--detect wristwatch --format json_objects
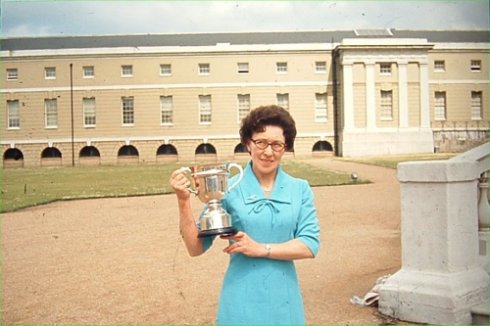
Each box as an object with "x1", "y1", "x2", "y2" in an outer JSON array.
[{"x1": 264, "y1": 244, "x2": 272, "y2": 257}]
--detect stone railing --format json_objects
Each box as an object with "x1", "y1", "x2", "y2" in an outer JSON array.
[{"x1": 378, "y1": 142, "x2": 489, "y2": 324}]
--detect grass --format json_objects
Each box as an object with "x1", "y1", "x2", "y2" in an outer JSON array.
[
  {"x1": 0, "y1": 160, "x2": 364, "y2": 213},
  {"x1": 342, "y1": 153, "x2": 457, "y2": 169},
  {"x1": 0, "y1": 153, "x2": 463, "y2": 213}
]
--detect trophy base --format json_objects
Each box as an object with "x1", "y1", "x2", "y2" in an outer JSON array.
[{"x1": 198, "y1": 226, "x2": 238, "y2": 238}]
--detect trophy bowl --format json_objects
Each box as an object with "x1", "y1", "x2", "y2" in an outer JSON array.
[{"x1": 183, "y1": 162, "x2": 243, "y2": 238}]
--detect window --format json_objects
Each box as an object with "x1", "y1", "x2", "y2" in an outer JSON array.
[
  {"x1": 380, "y1": 90, "x2": 393, "y2": 120},
  {"x1": 45, "y1": 99, "x2": 58, "y2": 128},
  {"x1": 315, "y1": 93, "x2": 328, "y2": 122},
  {"x1": 122, "y1": 97, "x2": 134, "y2": 125},
  {"x1": 315, "y1": 61, "x2": 327, "y2": 73},
  {"x1": 7, "y1": 68, "x2": 18, "y2": 80},
  {"x1": 276, "y1": 62, "x2": 288, "y2": 73},
  {"x1": 471, "y1": 91, "x2": 483, "y2": 120},
  {"x1": 276, "y1": 93, "x2": 289, "y2": 111},
  {"x1": 237, "y1": 94, "x2": 250, "y2": 121},
  {"x1": 160, "y1": 64, "x2": 172, "y2": 76},
  {"x1": 380, "y1": 63, "x2": 391, "y2": 75},
  {"x1": 237, "y1": 62, "x2": 249, "y2": 74},
  {"x1": 83, "y1": 97, "x2": 96, "y2": 127},
  {"x1": 434, "y1": 60, "x2": 445, "y2": 72},
  {"x1": 471, "y1": 60, "x2": 481, "y2": 72},
  {"x1": 83, "y1": 66, "x2": 94, "y2": 78},
  {"x1": 121, "y1": 65, "x2": 133, "y2": 77},
  {"x1": 45, "y1": 67, "x2": 56, "y2": 79},
  {"x1": 7, "y1": 100, "x2": 20, "y2": 128},
  {"x1": 434, "y1": 91, "x2": 446, "y2": 121},
  {"x1": 160, "y1": 96, "x2": 173, "y2": 125},
  {"x1": 199, "y1": 63, "x2": 210, "y2": 75},
  {"x1": 199, "y1": 95, "x2": 212, "y2": 123}
]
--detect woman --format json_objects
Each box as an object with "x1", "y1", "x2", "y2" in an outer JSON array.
[{"x1": 169, "y1": 105, "x2": 320, "y2": 325}]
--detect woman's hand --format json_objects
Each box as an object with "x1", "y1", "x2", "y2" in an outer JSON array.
[
  {"x1": 222, "y1": 231, "x2": 268, "y2": 258},
  {"x1": 169, "y1": 168, "x2": 192, "y2": 201}
]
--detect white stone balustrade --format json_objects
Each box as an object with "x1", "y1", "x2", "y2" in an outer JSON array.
[{"x1": 378, "y1": 142, "x2": 489, "y2": 324}]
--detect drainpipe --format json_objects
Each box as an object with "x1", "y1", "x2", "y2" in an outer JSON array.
[
  {"x1": 331, "y1": 48, "x2": 340, "y2": 156},
  {"x1": 70, "y1": 63, "x2": 75, "y2": 166}
]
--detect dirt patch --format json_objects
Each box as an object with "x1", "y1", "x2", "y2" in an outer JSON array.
[{"x1": 1, "y1": 158, "x2": 401, "y2": 324}]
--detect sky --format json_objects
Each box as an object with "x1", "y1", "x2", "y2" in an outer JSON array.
[{"x1": 1, "y1": 0, "x2": 489, "y2": 38}]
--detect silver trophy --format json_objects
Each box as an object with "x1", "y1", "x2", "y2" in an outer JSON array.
[{"x1": 183, "y1": 162, "x2": 244, "y2": 238}]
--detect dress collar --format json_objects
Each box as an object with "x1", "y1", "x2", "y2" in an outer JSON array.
[{"x1": 239, "y1": 161, "x2": 291, "y2": 205}]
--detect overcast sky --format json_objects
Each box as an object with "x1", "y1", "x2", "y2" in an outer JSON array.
[{"x1": 1, "y1": 0, "x2": 488, "y2": 38}]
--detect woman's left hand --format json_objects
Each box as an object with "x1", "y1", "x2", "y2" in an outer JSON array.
[{"x1": 221, "y1": 231, "x2": 267, "y2": 258}]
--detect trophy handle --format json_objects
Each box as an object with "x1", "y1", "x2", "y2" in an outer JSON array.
[
  {"x1": 181, "y1": 167, "x2": 198, "y2": 195},
  {"x1": 226, "y1": 163, "x2": 244, "y2": 192}
]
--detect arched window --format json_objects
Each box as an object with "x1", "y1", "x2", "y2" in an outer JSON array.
[
  {"x1": 312, "y1": 141, "x2": 333, "y2": 152},
  {"x1": 195, "y1": 143, "x2": 216, "y2": 154},
  {"x1": 118, "y1": 145, "x2": 139, "y2": 156},
  {"x1": 41, "y1": 147, "x2": 62, "y2": 158},
  {"x1": 4, "y1": 148, "x2": 24, "y2": 160},
  {"x1": 80, "y1": 146, "x2": 100, "y2": 157},
  {"x1": 157, "y1": 144, "x2": 178, "y2": 155},
  {"x1": 234, "y1": 143, "x2": 248, "y2": 153}
]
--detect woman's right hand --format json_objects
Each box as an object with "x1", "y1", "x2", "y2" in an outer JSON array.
[{"x1": 169, "y1": 168, "x2": 192, "y2": 200}]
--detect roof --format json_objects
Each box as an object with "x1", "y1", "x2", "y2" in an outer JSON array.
[{"x1": 1, "y1": 29, "x2": 488, "y2": 51}]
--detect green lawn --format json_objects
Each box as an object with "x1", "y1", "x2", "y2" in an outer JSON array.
[
  {"x1": 0, "y1": 160, "x2": 363, "y2": 213},
  {"x1": 0, "y1": 153, "x2": 462, "y2": 213},
  {"x1": 342, "y1": 153, "x2": 457, "y2": 169}
]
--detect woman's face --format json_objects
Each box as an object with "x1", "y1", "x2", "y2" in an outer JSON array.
[{"x1": 246, "y1": 125, "x2": 286, "y2": 178}]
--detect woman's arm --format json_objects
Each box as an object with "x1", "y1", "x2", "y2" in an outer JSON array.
[
  {"x1": 222, "y1": 232, "x2": 314, "y2": 260},
  {"x1": 169, "y1": 169, "x2": 205, "y2": 257}
]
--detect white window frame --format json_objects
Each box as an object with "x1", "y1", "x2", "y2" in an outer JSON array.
[
  {"x1": 7, "y1": 100, "x2": 20, "y2": 129},
  {"x1": 434, "y1": 60, "x2": 445, "y2": 72},
  {"x1": 45, "y1": 98, "x2": 58, "y2": 128},
  {"x1": 45, "y1": 67, "x2": 56, "y2": 80},
  {"x1": 315, "y1": 61, "x2": 327, "y2": 73},
  {"x1": 83, "y1": 97, "x2": 96, "y2": 127},
  {"x1": 380, "y1": 90, "x2": 393, "y2": 120},
  {"x1": 471, "y1": 91, "x2": 483, "y2": 120},
  {"x1": 198, "y1": 63, "x2": 210, "y2": 75},
  {"x1": 434, "y1": 91, "x2": 446, "y2": 121},
  {"x1": 160, "y1": 96, "x2": 173, "y2": 125},
  {"x1": 380, "y1": 63, "x2": 392, "y2": 75},
  {"x1": 471, "y1": 60, "x2": 481, "y2": 72},
  {"x1": 7, "y1": 68, "x2": 18, "y2": 80},
  {"x1": 237, "y1": 94, "x2": 250, "y2": 122},
  {"x1": 276, "y1": 62, "x2": 288, "y2": 74},
  {"x1": 199, "y1": 95, "x2": 212, "y2": 124},
  {"x1": 83, "y1": 66, "x2": 95, "y2": 78},
  {"x1": 237, "y1": 62, "x2": 249, "y2": 74},
  {"x1": 121, "y1": 65, "x2": 133, "y2": 77},
  {"x1": 122, "y1": 97, "x2": 135, "y2": 126},
  {"x1": 160, "y1": 64, "x2": 172, "y2": 76},
  {"x1": 276, "y1": 93, "x2": 289, "y2": 111},
  {"x1": 314, "y1": 93, "x2": 328, "y2": 122}
]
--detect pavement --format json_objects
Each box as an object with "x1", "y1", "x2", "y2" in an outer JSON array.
[{"x1": 1, "y1": 157, "x2": 402, "y2": 324}]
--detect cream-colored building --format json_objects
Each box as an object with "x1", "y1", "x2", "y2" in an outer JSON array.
[{"x1": 1, "y1": 30, "x2": 488, "y2": 167}]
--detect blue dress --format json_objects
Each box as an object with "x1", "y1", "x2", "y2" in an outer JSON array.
[{"x1": 201, "y1": 161, "x2": 320, "y2": 325}]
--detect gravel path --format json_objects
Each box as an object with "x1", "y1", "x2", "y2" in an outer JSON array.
[{"x1": 1, "y1": 158, "x2": 401, "y2": 324}]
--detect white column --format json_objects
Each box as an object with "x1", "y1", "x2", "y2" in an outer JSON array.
[
  {"x1": 419, "y1": 61, "x2": 430, "y2": 129},
  {"x1": 398, "y1": 61, "x2": 409, "y2": 128},
  {"x1": 365, "y1": 61, "x2": 376, "y2": 130},
  {"x1": 342, "y1": 62, "x2": 354, "y2": 131},
  {"x1": 379, "y1": 158, "x2": 488, "y2": 324}
]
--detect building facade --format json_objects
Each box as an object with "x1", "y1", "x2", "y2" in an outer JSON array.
[{"x1": 1, "y1": 30, "x2": 488, "y2": 167}]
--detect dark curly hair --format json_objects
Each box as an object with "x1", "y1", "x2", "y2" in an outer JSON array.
[{"x1": 239, "y1": 105, "x2": 296, "y2": 150}]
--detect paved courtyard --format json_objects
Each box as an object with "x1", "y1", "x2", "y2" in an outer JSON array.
[{"x1": 1, "y1": 158, "x2": 402, "y2": 324}]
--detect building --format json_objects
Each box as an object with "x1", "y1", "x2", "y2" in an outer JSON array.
[{"x1": 1, "y1": 29, "x2": 488, "y2": 167}]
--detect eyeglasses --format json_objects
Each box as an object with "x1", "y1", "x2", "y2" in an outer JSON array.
[{"x1": 250, "y1": 138, "x2": 286, "y2": 152}]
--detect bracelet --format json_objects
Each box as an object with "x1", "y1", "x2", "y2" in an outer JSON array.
[{"x1": 264, "y1": 244, "x2": 272, "y2": 257}]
